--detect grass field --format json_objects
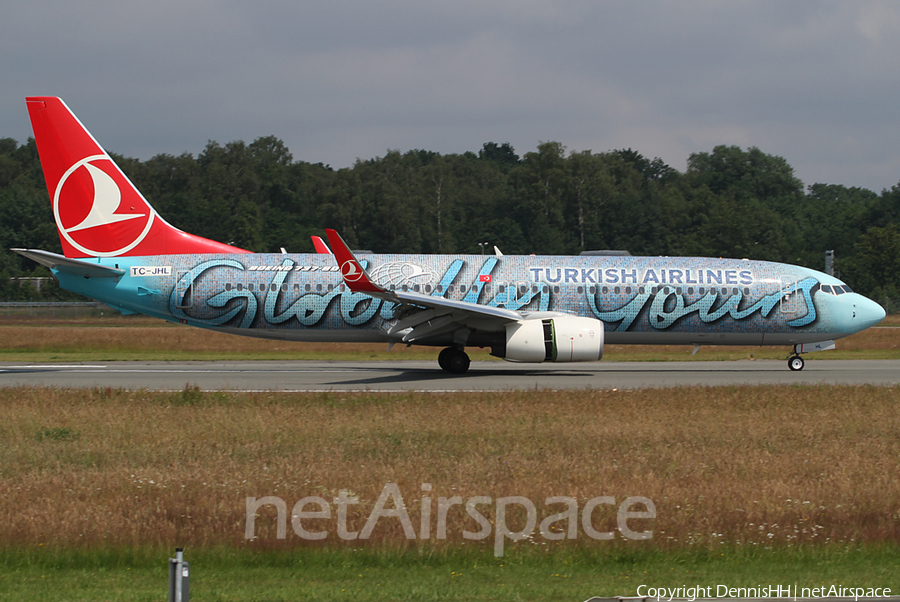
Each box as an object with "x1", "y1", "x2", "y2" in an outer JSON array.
[
  {"x1": 2, "y1": 546, "x2": 898, "y2": 601},
  {"x1": 0, "y1": 313, "x2": 898, "y2": 362},
  {"x1": 1, "y1": 385, "x2": 898, "y2": 599}
]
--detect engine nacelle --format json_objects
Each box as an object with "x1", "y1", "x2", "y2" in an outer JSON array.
[{"x1": 499, "y1": 316, "x2": 604, "y2": 363}]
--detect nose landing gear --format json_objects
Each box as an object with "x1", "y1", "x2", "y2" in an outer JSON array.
[{"x1": 788, "y1": 354, "x2": 805, "y2": 371}]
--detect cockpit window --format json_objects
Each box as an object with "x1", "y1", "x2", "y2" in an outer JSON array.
[{"x1": 820, "y1": 283, "x2": 853, "y2": 296}]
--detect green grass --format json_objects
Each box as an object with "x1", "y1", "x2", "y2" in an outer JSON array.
[{"x1": 1, "y1": 546, "x2": 898, "y2": 601}]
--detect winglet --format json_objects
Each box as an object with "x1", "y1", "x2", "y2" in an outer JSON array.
[
  {"x1": 324, "y1": 229, "x2": 384, "y2": 295},
  {"x1": 311, "y1": 235, "x2": 332, "y2": 254}
]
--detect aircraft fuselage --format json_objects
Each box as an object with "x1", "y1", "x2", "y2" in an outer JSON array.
[{"x1": 56, "y1": 252, "x2": 883, "y2": 349}]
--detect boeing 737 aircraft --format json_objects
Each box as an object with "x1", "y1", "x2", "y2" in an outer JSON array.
[{"x1": 12, "y1": 97, "x2": 886, "y2": 373}]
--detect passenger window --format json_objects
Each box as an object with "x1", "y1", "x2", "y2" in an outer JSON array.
[
  {"x1": 248, "y1": 283, "x2": 254, "y2": 292},
  {"x1": 577, "y1": 286, "x2": 584, "y2": 294},
  {"x1": 237, "y1": 283, "x2": 243, "y2": 291},
  {"x1": 225, "y1": 283, "x2": 232, "y2": 291},
  {"x1": 305, "y1": 284, "x2": 311, "y2": 292},
  {"x1": 293, "y1": 284, "x2": 299, "y2": 292},
  {"x1": 316, "y1": 284, "x2": 322, "y2": 292}
]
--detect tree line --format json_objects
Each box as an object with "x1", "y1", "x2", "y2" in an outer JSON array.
[{"x1": 1, "y1": 136, "x2": 898, "y2": 310}]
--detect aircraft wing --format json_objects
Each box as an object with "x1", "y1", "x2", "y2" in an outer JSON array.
[
  {"x1": 12, "y1": 248, "x2": 125, "y2": 279},
  {"x1": 324, "y1": 229, "x2": 521, "y2": 343}
]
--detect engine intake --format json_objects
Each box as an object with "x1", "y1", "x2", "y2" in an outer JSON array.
[{"x1": 497, "y1": 316, "x2": 604, "y2": 363}]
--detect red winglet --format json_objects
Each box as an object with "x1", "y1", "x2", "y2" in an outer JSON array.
[
  {"x1": 311, "y1": 235, "x2": 332, "y2": 254},
  {"x1": 324, "y1": 229, "x2": 384, "y2": 294}
]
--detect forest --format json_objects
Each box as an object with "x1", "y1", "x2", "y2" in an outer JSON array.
[{"x1": 1, "y1": 136, "x2": 898, "y2": 311}]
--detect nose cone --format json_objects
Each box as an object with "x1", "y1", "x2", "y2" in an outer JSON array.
[{"x1": 855, "y1": 295, "x2": 887, "y2": 331}]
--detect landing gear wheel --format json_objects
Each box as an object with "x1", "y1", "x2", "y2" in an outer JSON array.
[
  {"x1": 438, "y1": 347, "x2": 453, "y2": 371},
  {"x1": 788, "y1": 355, "x2": 805, "y2": 371},
  {"x1": 439, "y1": 347, "x2": 470, "y2": 374}
]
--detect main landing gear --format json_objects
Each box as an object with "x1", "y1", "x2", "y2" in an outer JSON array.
[
  {"x1": 787, "y1": 353, "x2": 805, "y2": 371},
  {"x1": 438, "y1": 347, "x2": 471, "y2": 374}
]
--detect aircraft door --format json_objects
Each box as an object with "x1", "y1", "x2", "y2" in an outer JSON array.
[
  {"x1": 501, "y1": 282, "x2": 530, "y2": 310},
  {"x1": 779, "y1": 277, "x2": 799, "y2": 315},
  {"x1": 175, "y1": 270, "x2": 194, "y2": 309}
]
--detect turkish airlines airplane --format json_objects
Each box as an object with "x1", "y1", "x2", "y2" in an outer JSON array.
[{"x1": 13, "y1": 97, "x2": 886, "y2": 374}]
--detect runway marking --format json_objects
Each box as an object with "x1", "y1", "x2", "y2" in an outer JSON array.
[
  {"x1": 146, "y1": 389, "x2": 498, "y2": 393},
  {"x1": 0, "y1": 364, "x2": 107, "y2": 370},
  {"x1": 0, "y1": 367, "x2": 356, "y2": 374}
]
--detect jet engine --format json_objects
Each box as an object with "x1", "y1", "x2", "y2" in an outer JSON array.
[{"x1": 495, "y1": 316, "x2": 604, "y2": 363}]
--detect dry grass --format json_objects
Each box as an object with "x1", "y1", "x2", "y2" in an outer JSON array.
[{"x1": 1, "y1": 386, "x2": 898, "y2": 554}]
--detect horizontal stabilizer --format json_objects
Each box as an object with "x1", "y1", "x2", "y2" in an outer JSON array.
[{"x1": 12, "y1": 248, "x2": 125, "y2": 278}]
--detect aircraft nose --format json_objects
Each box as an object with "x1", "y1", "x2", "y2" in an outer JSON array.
[{"x1": 854, "y1": 295, "x2": 886, "y2": 330}]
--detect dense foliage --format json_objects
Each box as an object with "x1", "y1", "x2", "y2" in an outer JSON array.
[{"x1": 1, "y1": 136, "x2": 898, "y2": 310}]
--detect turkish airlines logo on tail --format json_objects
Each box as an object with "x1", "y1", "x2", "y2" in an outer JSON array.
[{"x1": 54, "y1": 155, "x2": 155, "y2": 256}]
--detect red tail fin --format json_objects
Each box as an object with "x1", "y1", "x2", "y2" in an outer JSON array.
[{"x1": 26, "y1": 97, "x2": 248, "y2": 258}]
